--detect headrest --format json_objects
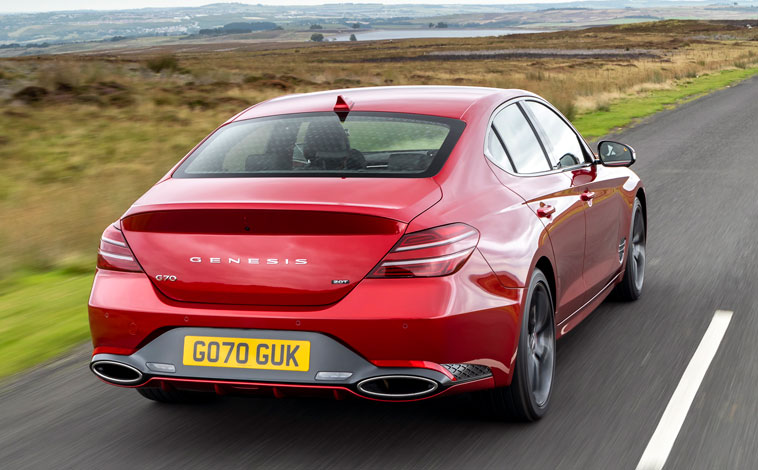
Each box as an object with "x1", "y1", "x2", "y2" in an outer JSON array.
[{"x1": 303, "y1": 120, "x2": 349, "y2": 160}]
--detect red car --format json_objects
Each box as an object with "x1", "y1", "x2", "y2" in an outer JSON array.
[{"x1": 89, "y1": 86, "x2": 645, "y2": 420}]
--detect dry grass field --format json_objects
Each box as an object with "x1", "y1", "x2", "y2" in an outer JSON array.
[{"x1": 1, "y1": 20, "x2": 758, "y2": 277}]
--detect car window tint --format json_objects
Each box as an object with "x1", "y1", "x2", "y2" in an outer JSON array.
[
  {"x1": 220, "y1": 121, "x2": 276, "y2": 172},
  {"x1": 485, "y1": 126, "x2": 514, "y2": 173},
  {"x1": 492, "y1": 105, "x2": 550, "y2": 174},
  {"x1": 525, "y1": 101, "x2": 586, "y2": 169},
  {"x1": 175, "y1": 112, "x2": 464, "y2": 178}
]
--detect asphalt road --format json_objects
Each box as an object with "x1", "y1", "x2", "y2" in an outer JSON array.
[{"x1": 2, "y1": 76, "x2": 758, "y2": 470}]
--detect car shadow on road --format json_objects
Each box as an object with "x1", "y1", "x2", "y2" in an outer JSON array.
[{"x1": 104, "y1": 389, "x2": 537, "y2": 466}]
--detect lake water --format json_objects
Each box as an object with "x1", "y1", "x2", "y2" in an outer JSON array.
[{"x1": 332, "y1": 29, "x2": 544, "y2": 42}]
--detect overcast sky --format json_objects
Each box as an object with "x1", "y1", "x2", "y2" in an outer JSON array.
[{"x1": 4, "y1": 0, "x2": 585, "y2": 14}]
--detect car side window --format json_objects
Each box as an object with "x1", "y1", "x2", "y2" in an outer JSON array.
[
  {"x1": 485, "y1": 126, "x2": 514, "y2": 173},
  {"x1": 492, "y1": 104, "x2": 551, "y2": 174},
  {"x1": 524, "y1": 101, "x2": 586, "y2": 169}
]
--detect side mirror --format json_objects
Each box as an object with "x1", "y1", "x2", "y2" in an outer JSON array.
[{"x1": 597, "y1": 141, "x2": 636, "y2": 167}]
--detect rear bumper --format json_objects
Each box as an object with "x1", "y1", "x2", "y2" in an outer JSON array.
[
  {"x1": 88, "y1": 250, "x2": 524, "y2": 391},
  {"x1": 90, "y1": 327, "x2": 496, "y2": 401}
]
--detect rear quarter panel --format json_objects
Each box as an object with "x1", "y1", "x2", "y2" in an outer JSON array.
[{"x1": 417, "y1": 94, "x2": 556, "y2": 290}]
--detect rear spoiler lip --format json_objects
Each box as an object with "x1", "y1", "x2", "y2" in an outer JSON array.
[
  {"x1": 123, "y1": 201, "x2": 413, "y2": 224},
  {"x1": 124, "y1": 177, "x2": 443, "y2": 223}
]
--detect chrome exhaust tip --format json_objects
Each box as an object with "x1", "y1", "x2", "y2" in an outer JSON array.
[
  {"x1": 357, "y1": 375, "x2": 438, "y2": 399},
  {"x1": 91, "y1": 360, "x2": 144, "y2": 385}
]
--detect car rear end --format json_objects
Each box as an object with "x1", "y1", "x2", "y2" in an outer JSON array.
[{"x1": 89, "y1": 105, "x2": 522, "y2": 401}]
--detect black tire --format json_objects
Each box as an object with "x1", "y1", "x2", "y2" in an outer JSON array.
[
  {"x1": 137, "y1": 387, "x2": 216, "y2": 404},
  {"x1": 613, "y1": 197, "x2": 645, "y2": 301},
  {"x1": 482, "y1": 268, "x2": 556, "y2": 421}
]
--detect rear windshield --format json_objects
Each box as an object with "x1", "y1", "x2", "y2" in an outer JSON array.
[{"x1": 173, "y1": 112, "x2": 465, "y2": 178}]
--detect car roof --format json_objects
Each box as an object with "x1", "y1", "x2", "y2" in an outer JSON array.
[{"x1": 232, "y1": 86, "x2": 533, "y2": 122}]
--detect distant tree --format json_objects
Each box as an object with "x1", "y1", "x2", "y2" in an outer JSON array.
[
  {"x1": 310, "y1": 33, "x2": 325, "y2": 42},
  {"x1": 349, "y1": 33, "x2": 357, "y2": 41},
  {"x1": 428, "y1": 22, "x2": 434, "y2": 28},
  {"x1": 310, "y1": 24, "x2": 323, "y2": 30},
  {"x1": 352, "y1": 23, "x2": 360, "y2": 29},
  {"x1": 199, "y1": 22, "x2": 278, "y2": 36},
  {"x1": 223, "y1": 22, "x2": 254, "y2": 32},
  {"x1": 437, "y1": 22, "x2": 448, "y2": 29}
]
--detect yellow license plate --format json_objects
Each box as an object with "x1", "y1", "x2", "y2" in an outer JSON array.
[{"x1": 182, "y1": 336, "x2": 310, "y2": 372}]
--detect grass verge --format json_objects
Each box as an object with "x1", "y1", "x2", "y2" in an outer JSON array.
[
  {"x1": 573, "y1": 66, "x2": 758, "y2": 139},
  {"x1": 0, "y1": 270, "x2": 93, "y2": 378}
]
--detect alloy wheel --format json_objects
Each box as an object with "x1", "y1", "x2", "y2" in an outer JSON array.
[
  {"x1": 526, "y1": 282, "x2": 554, "y2": 407},
  {"x1": 630, "y1": 208, "x2": 646, "y2": 293}
]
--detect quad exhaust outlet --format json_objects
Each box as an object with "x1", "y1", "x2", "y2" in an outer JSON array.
[
  {"x1": 357, "y1": 375, "x2": 438, "y2": 399},
  {"x1": 91, "y1": 360, "x2": 144, "y2": 385}
]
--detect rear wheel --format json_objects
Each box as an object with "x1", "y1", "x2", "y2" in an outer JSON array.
[
  {"x1": 137, "y1": 387, "x2": 216, "y2": 404},
  {"x1": 614, "y1": 197, "x2": 645, "y2": 301},
  {"x1": 482, "y1": 268, "x2": 555, "y2": 421}
]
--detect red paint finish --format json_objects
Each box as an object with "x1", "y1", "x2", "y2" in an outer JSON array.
[
  {"x1": 88, "y1": 86, "x2": 644, "y2": 399},
  {"x1": 572, "y1": 165, "x2": 634, "y2": 296},
  {"x1": 122, "y1": 209, "x2": 405, "y2": 306},
  {"x1": 485, "y1": 166, "x2": 589, "y2": 321},
  {"x1": 89, "y1": 252, "x2": 522, "y2": 386},
  {"x1": 127, "y1": 177, "x2": 443, "y2": 223}
]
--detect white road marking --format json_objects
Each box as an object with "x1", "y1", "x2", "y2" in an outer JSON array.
[{"x1": 635, "y1": 310, "x2": 733, "y2": 470}]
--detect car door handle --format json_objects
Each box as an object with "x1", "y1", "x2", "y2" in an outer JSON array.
[
  {"x1": 537, "y1": 205, "x2": 556, "y2": 218},
  {"x1": 580, "y1": 191, "x2": 596, "y2": 202}
]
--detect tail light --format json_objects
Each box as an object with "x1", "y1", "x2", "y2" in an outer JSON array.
[
  {"x1": 369, "y1": 223, "x2": 479, "y2": 278},
  {"x1": 96, "y1": 222, "x2": 143, "y2": 272}
]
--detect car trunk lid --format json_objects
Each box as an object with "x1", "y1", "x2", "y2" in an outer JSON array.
[{"x1": 121, "y1": 177, "x2": 441, "y2": 306}]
